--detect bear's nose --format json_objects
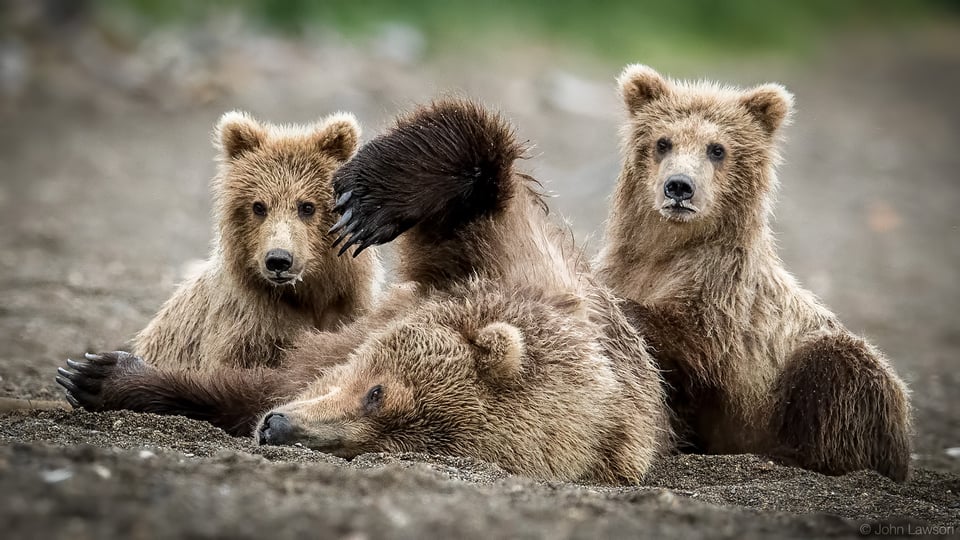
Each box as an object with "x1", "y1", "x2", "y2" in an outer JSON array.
[
  {"x1": 664, "y1": 174, "x2": 695, "y2": 202},
  {"x1": 258, "y1": 412, "x2": 294, "y2": 445},
  {"x1": 264, "y1": 249, "x2": 293, "y2": 272}
]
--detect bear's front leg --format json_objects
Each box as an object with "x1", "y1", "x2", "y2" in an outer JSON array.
[
  {"x1": 56, "y1": 352, "x2": 295, "y2": 436},
  {"x1": 618, "y1": 298, "x2": 721, "y2": 452},
  {"x1": 769, "y1": 333, "x2": 912, "y2": 481}
]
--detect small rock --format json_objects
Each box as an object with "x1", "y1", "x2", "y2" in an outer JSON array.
[
  {"x1": 945, "y1": 447, "x2": 960, "y2": 458},
  {"x1": 113, "y1": 420, "x2": 123, "y2": 429},
  {"x1": 41, "y1": 468, "x2": 73, "y2": 483},
  {"x1": 138, "y1": 450, "x2": 155, "y2": 459},
  {"x1": 656, "y1": 490, "x2": 677, "y2": 504},
  {"x1": 183, "y1": 453, "x2": 195, "y2": 458},
  {"x1": 92, "y1": 464, "x2": 111, "y2": 479}
]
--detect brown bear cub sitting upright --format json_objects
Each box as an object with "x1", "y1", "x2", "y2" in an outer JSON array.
[
  {"x1": 596, "y1": 65, "x2": 912, "y2": 481},
  {"x1": 127, "y1": 111, "x2": 381, "y2": 373},
  {"x1": 58, "y1": 100, "x2": 671, "y2": 484}
]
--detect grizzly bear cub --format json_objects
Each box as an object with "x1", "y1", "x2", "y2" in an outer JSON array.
[
  {"x1": 57, "y1": 99, "x2": 671, "y2": 484},
  {"x1": 131, "y1": 111, "x2": 381, "y2": 372},
  {"x1": 596, "y1": 65, "x2": 912, "y2": 481}
]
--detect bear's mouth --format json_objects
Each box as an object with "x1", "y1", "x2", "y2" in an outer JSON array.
[
  {"x1": 659, "y1": 201, "x2": 699, "y2": 221},
  {"x1": 264, "y1": 271, "x2": 302, "y2": 286},
  {"x1": 257, "y1": 415, "x2": 364, "y2": 458}
]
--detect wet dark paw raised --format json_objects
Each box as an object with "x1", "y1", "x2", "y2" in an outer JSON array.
[
  {"x1": 328, "y1": 100, "x2": 524, "y2": 258},
  {"x1": 329, "y1": 186, "x2": 412, "y2": 258},
  {"x1": 56, "y1": 351, "x2": 145, "y2": 411}
]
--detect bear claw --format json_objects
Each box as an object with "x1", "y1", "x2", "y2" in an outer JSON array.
[
  {"x1": 332, "y1": 168, "x2": 415, "y2": 256},
  {"x1": 54, "y1": 372, "x2": 78, "y2": 393},
  {"x1": 55, "y1": 351, "x2": 145, "y2": 411},
  {"x1": 66, "y1": 358, "x2": 103, "y2": 376},
  {"x1": 328, "y1": 208, "x2": 353, "y2": 235},
  {"x1": 333, "y1": 202, "x2": 402, "y2": 257},
  {"x1": 333, "y1": 190, "x2": 352, "y2": 213},
  {"x1": 55, "y1": 370, "x2": 101, "y2": 409},
  {"x1": 64, "y1": 393, "x2": 80, "y2": 408}
]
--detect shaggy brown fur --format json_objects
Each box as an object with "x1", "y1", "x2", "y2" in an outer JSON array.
[
  {"x1": 58, "y1": 99, "x2": 671, "y2": 484},
  {"x1": 133, "y1": 111, "x2": 382, "y2": 372},
  {"x1": 597, "y1": 65, "x2": 912, "y2": 481}
]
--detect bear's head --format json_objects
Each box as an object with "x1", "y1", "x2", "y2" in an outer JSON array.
[
  {"x1": 253, "y1": 290, "x2": 630, "y2": 481},
  {"x1": 256, "y1": 312, "x2": 527, "y2": 458},
  {"x1": 212, "y1": 111, "x2": 360, "y2": 287},
  {"x1": 617, "y1": 64, "x2": 793, "y2": 229}
]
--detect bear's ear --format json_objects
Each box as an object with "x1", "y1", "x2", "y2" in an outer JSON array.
[
  {"x1": 215, "y1": 110, "x2": 266, "y2": 160},
  {"x1": 740, "y1": 83, "x2": 794, "y2": 135},
  {"x1": 618, "y1": 64, "x2": 669, "y2": 113},
  {"x1": 473, "y1": 322, "x2": 524, "y2": 384},
  {"x1": 311, "y1": 112, "x2": 361, "y2": 162}
]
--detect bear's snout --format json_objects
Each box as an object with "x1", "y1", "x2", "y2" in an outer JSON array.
[
  {"x1": 664, "y1": 174, "x2": 695, "y2": 202},
  {"x1": 264, "y1": 249, "x2": 294, "y2": 273},
  {"x1": 258, "y1": 412, "x2": 294, "y2": 445}
]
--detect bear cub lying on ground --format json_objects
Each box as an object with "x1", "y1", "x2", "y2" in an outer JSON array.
[{"x1": 58, "y1": 100, "x2": 671, "y2": 484}]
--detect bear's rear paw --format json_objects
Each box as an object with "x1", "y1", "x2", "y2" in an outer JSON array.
[
  {"x1": 330, "y1": 188, "x2": 410, "y2": 257},
  {"x1": 56, "y1": 351, "x2": 145, "y2": 411}
]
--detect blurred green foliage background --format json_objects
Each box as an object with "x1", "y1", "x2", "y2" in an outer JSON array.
[{"x1": 97, "y1": 0, "x2": 958, "y2": 59}]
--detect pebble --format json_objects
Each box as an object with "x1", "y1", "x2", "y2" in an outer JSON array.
[
  {"x1": 92, "y1": 464, "x2": 111, "y2": 479},
  {"x1": 656, "y1": 490, "x2": 677, "y2": 505},
  {"x1": 138, "y1": 450, "x2": 156, "y2": 459},
  {"x1": 945, "y1": 447, "x2": 960, "y2": 458},
  {"x1": 41, "y1": 468, "x2": 73, "y2": 483}
]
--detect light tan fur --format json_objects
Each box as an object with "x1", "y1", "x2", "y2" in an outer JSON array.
[
  {"x1": 65, "y1": 101, "x2": 672, "y2": 484},
  {"x1": 261, "y1": 101, "x2": 672, "y2": 483},
  {"x1": 596, "y1": 65, "x2": 911, "y2": 480},
  {"x1": 134, "y1": 111, "x2": 382, "y2": 371}
]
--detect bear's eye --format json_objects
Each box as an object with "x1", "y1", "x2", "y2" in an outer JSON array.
[
  {"x1": 656, "y1": 137, "x2": 673, "y2": 155},
  {"x1": 707, "y1": 143, "x2": 726, "y2": 161},
  {"x1": 298, "y1": 202, "x2": 316, "y2": 218},
  {"x1": 252, "y1": 201, "x2": 267, "y2": 216},
  {"x1": 363, "y1": 385, "x2": 384, "y2": 413}
]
